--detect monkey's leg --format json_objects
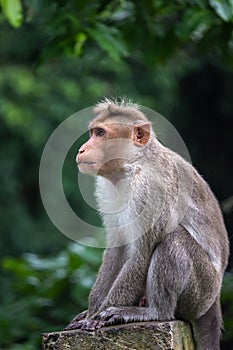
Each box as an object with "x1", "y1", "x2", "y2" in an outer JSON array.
[
  {"x1": 150, "y1": 227, "x2": 222, "y2": 350},
  {"x1": 81, "y1": 231, "x2": 191, "y2": 330},
  {"x1": 191, "y1": 297, "x2": 222, "y2": 350},
  {"x1": 167, "y1": 227, "x2": 222, "y2": 350},
  {"x1": 144, "y1": 228, "x2": 194, "y2": 320},
  {"x1": 89, "y1": 226, "x2": 214, "y2": 329}
]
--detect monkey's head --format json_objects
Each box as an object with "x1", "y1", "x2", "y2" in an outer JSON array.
[{"x1": 76, "y1": 99, "x2": 151, "y2": 179}]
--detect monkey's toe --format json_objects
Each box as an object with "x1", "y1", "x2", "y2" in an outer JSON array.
[
  {"x1": 96, "y1": 307, "x2": 117, "y2": 319},
  {"x1": 80, "y1": 319, "x2": 105, "y2": 331},
  {"x1": 65, "y1": 319, "x2": 86, "y2": 330},
  {"x1": 95, "y1": 307, "x2": 125, "y2": 325}
]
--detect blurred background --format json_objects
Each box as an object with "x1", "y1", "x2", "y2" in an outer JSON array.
[{"x1": 0, "y1": 1, "x2": 232, "y2": 349}]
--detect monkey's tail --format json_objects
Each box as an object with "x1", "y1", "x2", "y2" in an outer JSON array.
[{"x1": 191, "y1": 298, "x2": 222, "y2": 350}]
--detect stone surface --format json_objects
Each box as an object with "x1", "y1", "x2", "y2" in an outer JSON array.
[{"x1": 42, "y1": 321, "x2": 195, "y2": 350}]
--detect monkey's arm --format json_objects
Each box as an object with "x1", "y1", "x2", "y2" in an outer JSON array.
[
  {"x1": 65, "y1": 246, "x2": 127, "y2": 330},
  {"x1": 88, "y1": 246, "x2": 128, "y2": 316},
  {"x1": 97, "y1": 255, "x2": 148, "y2": 311},
  {"x1": 70, "y1": 256, "x2": 150, "y2": 331},
  {"x1": 65, "y1": 255, "x2": 148, "y2": 330}
]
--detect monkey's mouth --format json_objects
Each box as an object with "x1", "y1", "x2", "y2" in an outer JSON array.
[{"x1": 78, "y1": 161, "x2": 98, "y2": 175}]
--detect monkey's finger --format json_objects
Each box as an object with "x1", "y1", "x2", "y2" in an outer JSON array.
[
  {"x1": 81, "y1": 320, "x2": 101, "y2": 331},
  {"x1": 64, "y1": 324, "x2": 79, "y2": 330},
  {"x1": 95, "y1": 308, "x2": 117, "y2": 321},
  {"x1": 64, "y1": 320, "x2": 85, "y2": 330},
  {"x1": 95, "y1": 312, "x2": 109, "y2": 321},
  {"x1": 71, "y1": 310, "x2": 88, "y2": 323},
  {"x1": 98, "y1": 315, "x2": 124, "y2": 327},
  {"x1": 95, "y1": 321, "x2": 106, "y2": 329},
  {"x1": 64, "y1": 310, "x2": 89, "y2": 330}
]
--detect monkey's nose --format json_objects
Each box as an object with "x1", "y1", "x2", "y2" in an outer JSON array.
[{"x1": 76, "y1": 148, "x2": 85, "y2": 164}]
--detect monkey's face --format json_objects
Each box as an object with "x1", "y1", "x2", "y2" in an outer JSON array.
[{"x1": 76, "y1": 120, "x2": 151, "y2": 178}]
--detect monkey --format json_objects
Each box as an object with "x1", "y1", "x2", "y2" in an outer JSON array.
[{"x1": 65, "y1": 98, "x2": 229, "y2": 350}]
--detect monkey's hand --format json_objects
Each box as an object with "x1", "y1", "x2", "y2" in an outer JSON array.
[
  {"x1": 65, "y1": 307, "x2": 149, "y2": 331},
  {"x1": 65, "y1": 307, "x2": 130, "y2": 331},
  {"x1": 95, "y1": 307, "x2": 132, "y2": 326},
  {"x1": 64, "y1": 310, "x2": 88, "y2": 330},
  {"x1": 93, "y1": 306, "x2": 153, "y2": 328}
]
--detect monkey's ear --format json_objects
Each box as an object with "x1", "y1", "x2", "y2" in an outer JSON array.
[{"x1": 132, "y1": 122, "x2": 151, "y2": 146}]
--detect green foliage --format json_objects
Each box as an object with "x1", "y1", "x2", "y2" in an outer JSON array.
[
  {"x1": 0, "y1": 243, "x2": 102, "y2": 349},
  {"x1": 0, "y1": 0, "x2": 23, "y2": 27},
  {"x1": 209, "y1": 0, "x2": 233, "y2": 22},
  {"x1": 0, "y1": 60, "x2": 117, "y2": 258},
  {"x1": 0, "y1": 1, "x2": 232, "y2": 349},
  {"x1": 175, "y1": 8, "x2": 214, "y2": 40},
  {"x1": 1, "y1": 0, "x2": 233, "y2": 63},
  {"x1": 87, "y1": 23, "x2": 129, "y2": 61}
]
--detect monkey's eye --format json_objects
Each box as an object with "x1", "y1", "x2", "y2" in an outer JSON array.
[{"x1": 94, "y1": 128, "x2": 105, "y2": 137}]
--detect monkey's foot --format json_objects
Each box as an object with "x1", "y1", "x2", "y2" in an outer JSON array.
[
  {"x1": 95, "y1": 306, "x2": 138, "y2": 326},
  {"x1": 65, "y1": 318, "x2": 105, "y2": 331},
  {"x1": 65, "y1": 307, "x2": 149, "y2": 331},
  {"x1": 64, "y1": 310, "x2": 88, "y2": 330},
  {"x1": 65, "y1": 308, "x2": 127, "y2": 331}
]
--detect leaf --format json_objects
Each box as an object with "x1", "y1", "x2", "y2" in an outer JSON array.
[
  {"x1": 74, "y1": 32, "x2": 87, "y2": 56},
  {"x1": 0, "y1": 0, "x2": 23, "y2": 27},
  {"x1": 176, "y1": 9, "x2": 213, "y2": 40},
  {"x1": 209, "y1": 0, "x2": 233, "y2": 22},
  {"x1": 87, "y1": 23, "x2": 129, "y2": 61}
]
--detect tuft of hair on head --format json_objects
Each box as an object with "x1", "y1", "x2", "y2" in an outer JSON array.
[
  {"x1": 95, "y1": 96, "x2": 139, "y2": 111},
  {"x1": 93, "y1": 97, "x2": 149, "y2": 124}
]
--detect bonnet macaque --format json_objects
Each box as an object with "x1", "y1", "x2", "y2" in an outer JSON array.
[{"x1": 65, "y1": 99, "x2": 229, "y2": 350}]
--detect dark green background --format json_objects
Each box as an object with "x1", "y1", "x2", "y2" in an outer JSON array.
[{"x1": 0, "y1": 1, "x2": 232, "y2": 349}]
